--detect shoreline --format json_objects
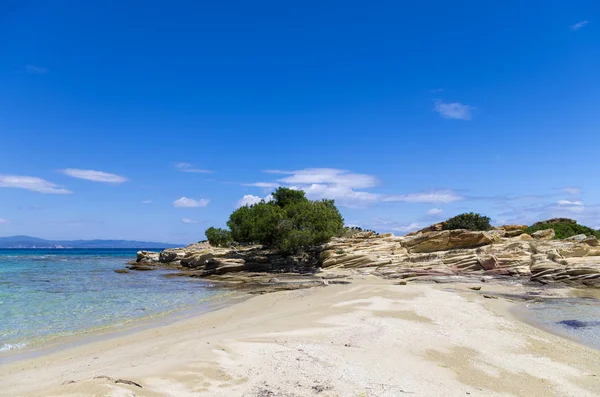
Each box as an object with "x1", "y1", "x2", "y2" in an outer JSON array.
[
  {"x1": 2, "y1": 277, "x2": 600, "y2": 396},
  {"x1": 0, "y1": 289, "x2": 248, "y2": 365}
]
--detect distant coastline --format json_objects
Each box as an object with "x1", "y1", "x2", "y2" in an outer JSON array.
[{"x1": 0, "y1": 235, "x2": 183, "y2": 249}]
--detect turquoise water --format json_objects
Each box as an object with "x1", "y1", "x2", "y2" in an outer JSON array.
[{"x1": 0, "y1": 249, "x2": 226, "y2": 353}]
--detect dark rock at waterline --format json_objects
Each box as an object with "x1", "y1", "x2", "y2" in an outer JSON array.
[
  {"x1": 114, "y1": 269, "x2": 130, "y2": 274},
  {"x1": 558, "y1": 320, "x2": 600, "y2": 329},
  {"x1": 126, "y1": 265, "x2": 155, "y2": 271}
]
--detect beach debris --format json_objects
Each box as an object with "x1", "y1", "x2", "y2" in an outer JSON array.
[
  {"x1": 483, "y1": 295, "x2": 498, "y2": 299},
  {"x1": 61, "y1": 380, "x2": 76, "y2": 385},
  {"x1": 94, "y1": 375, "x2": 143, "y2": 388},
  {"x1": 469, "y1": 286, "x2": 482, "y2": 291}
]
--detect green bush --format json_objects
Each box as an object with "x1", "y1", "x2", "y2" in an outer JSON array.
[
  {"x1": 525, "y1": 219, "x2": 600, "y2": 239},
  {"x1": 442, "y1": 212, "x2": 492, "y2": 231},
  {"x1": 205, "y1": 227, "x2": 233, "y2": 247},
  {"x1": 211, "y1": 187, "x2": 345, "y2": 253}
]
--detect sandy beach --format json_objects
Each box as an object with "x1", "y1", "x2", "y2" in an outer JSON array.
[{"x1": 1, "y1": 277, "x2": 600, "y2": 397}]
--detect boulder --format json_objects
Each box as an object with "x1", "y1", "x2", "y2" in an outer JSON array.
[
  {"x1": 532, "y1": 229, "x2": 555, "y2": 240},
  {"x1": 496, "y1": 224, "x2": 527, "y2": 237},
  {"x1": 403, "y1": 230, "x2": 494, "y2": 253},
  {"x1": 159, "y1": 249, "x2": 187, "y2": 263},
  {"x1": 136, "y1": 250, "x2": 159, "y2": 263},
  {"x1": 565, "y1": 234, "x2": 588, "y2": 243},
  {"x1": 180, "y1": 250, "x2": 215, "y2": 268}
]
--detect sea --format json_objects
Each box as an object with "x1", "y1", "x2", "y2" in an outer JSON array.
[
  {"x1": 0, "y1": 249, "x2": 228, "y2": 354},
  {"x1": 520, "y1": 289, "x2": 600, "y2": 351}
]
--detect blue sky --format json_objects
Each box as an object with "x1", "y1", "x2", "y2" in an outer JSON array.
[{"x1": 1, "y1": 1, "x2": 598, "y2": 244}]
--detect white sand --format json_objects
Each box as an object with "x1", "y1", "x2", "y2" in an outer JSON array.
[{"x1": 1, "y1": 277, "x2": 600, "y2": 396}]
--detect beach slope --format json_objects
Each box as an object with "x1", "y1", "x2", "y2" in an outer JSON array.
[{"x1": 1, "y1": 279, "x2": 599, "y2": 397}]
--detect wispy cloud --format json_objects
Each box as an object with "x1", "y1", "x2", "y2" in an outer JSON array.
[
  {"x1": 181, "y1": 218, "x2": 199, "y2": 224},
  {"x1": 434, "y1": 100, "x2": 474, "y2": 120},
  {"x1": 173, "y1": 197, "x2": 210, "y2": 208},
  {"x1": 562, "y1": 187, "x2": 582, "y2": 195},
  {"x1": 25, "y1": 65, "x2": 48, "y2": 75},
  {"x1": 0, "y1": 218, "x2": 9, "y2": 224},
  {"x1": 369, "y1": 218, "x2": 421, "y2": 234},
  {"x1": 571, "y1": 20, "x2": 589, "y2": 31},
  {"x1": 0, "y1": 175, "x2": 72, "y2": 194},
  {"x1": 141, "y1": 200, "x2": 152, "y2": 204},
  {"x1": 272, "y1": 168, "x2": 378, "y2": 189},
  {"x1": 382, "y1": 190, "x2": 463, "y2": 204},
  {"x1": 242, "y1": 182, "x2": 280, "y2": 189},
  {"x1": 248, "y1": 168, "x2": 466, "y2": 208},
  {"x1": 427, "y1": 208, "x2": 444, "y2": 215},
  {"x1": 60, "y1": 169, "x2": 128, "y2": 183},
  {"x1": 175, "y1": 163, "x2": 212, "y2": 174},
  {"x1": 558, "y1": 199, "x2": 583, "y2": 206}
]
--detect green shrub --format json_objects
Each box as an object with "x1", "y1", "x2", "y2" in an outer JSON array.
[
  {"x1": 205, "y1": 227, "x2": 233, "y2": 247},
  {"x1": 525, "y1": 219, "x2": 600, "y2": 239},
  {"x1": 211, "y1": 187, "x2": 345, "y2": 253},
  {"x1": 442, "y1": 212, "x2": 492, "y2": 231}
]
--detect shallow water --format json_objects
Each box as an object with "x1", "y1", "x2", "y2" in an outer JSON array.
[
  {"x1": 524, "y1": 295, "x2": 600, "y2": 350},
  {"x1": 0, "y1": 249, "x2": 226, "y2": 353}
]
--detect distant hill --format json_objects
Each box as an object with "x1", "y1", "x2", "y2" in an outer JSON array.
[{"x1": 0, "y1": 235, "x2": 182, "y2": 249}]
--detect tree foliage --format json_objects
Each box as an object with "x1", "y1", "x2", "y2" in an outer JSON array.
[
  {"x1": 205, "y1": 227, "x2": 233, "y2": 247},
  {"x1": 442, "y1": 212, "x2": 492, "y2": 231},
  {"x1": 207, "y1": 187, "x2": 345, "y2": 253},
  {"x1": 525, "y1": 219, "x2": 600, "y2": 239}
]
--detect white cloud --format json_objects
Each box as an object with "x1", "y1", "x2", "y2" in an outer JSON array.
[
  {"x1": 558, "y1": 199, "x2": 584, "y2": 206},
  {"x1": 181, "y1": 218, "x2": 199, "y2": 224},
  {"x1": 249, "y1": 169, "x2": 466, "y2": 208},
  {"x1": 25, "y1": 65, "x2": 48, "y2": 75},
  {"x1": 382, "y1": 190, "x2": 462, "y2": 204},
  {"x1": 258, "y1": 168, "x2": 380, "y2": 208},
  {"x1": 141, "y1": 200, "x2": 152, "y2": 204},
  {"x1": 175, "y1": 163, "x2": 212, "y2": 173},
  {"x1": 173, "y1": 197, "x2": 210, "y2": 208},
  {"x1": 237, "y1": 194, "x2": 273, "y2": 208},
  {"x1": 272, "y1": 168, "x2": 378, "y2": 189},
  {"x1": 0, "y1": 175, "x2": 72, "y2": 194},
  {"x1": 434, "y1": 100, "x2": 474, "y2": 120},
  {"x1": 562, "y1": 187, "x2": 582, "y2": 195},
  {"x1": 242, "y1": 182, "x2": 280, "y2": 189},
  {"x1": 427, "y1": 208, "x2": 444, "y2": 215},
  {"x1": 0, "y1": 218, "x2": 8, "y2": 224},
  {"x1": 60, "y1": 169, "x2": 127, "y2": 183},
  {"x1": 571, "y1": 20, "x2": 589, "y2": 31}
]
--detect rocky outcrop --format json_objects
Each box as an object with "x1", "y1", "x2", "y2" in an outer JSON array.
[
  {"x1": 532, "y1": 229, "x2": 555, "y2": 240},
  {"x1": 319, "y1": 229, "x2": 600, "y2": 287},
  {"x1": 402, "y1": 230, "x2": 495, "y2": 253},
  {"x1": 136, "y1": 250, "x2": 159, "y2": 263},
  {"x1": 129, "y1": 228, "x2": 600, "y2": 289}
]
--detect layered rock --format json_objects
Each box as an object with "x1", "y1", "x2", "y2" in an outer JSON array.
[{"x1": 130, "y1": 228, "x2": 600, "y2": 288}]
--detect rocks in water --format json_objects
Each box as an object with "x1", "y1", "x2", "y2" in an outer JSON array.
[
  {"x1": 126, "y1": 264, "x2": 155, "y2": 271},
  {"x1": 558, "y1": 320, "x2": 600, "y2": 329},
  {"x1": 136, "y1": 250, "x2": 159, "y2": 263},
  {"x1": 114, "y1": 269, "x2": 130, "y2": 274},
  {"x1": 532, "y1": 229, "x2": 555, "y2": 240}
]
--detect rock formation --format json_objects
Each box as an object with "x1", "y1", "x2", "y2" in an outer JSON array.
[{"x1": 132, "y1": 228, "x2": 600, "y2": 288}]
